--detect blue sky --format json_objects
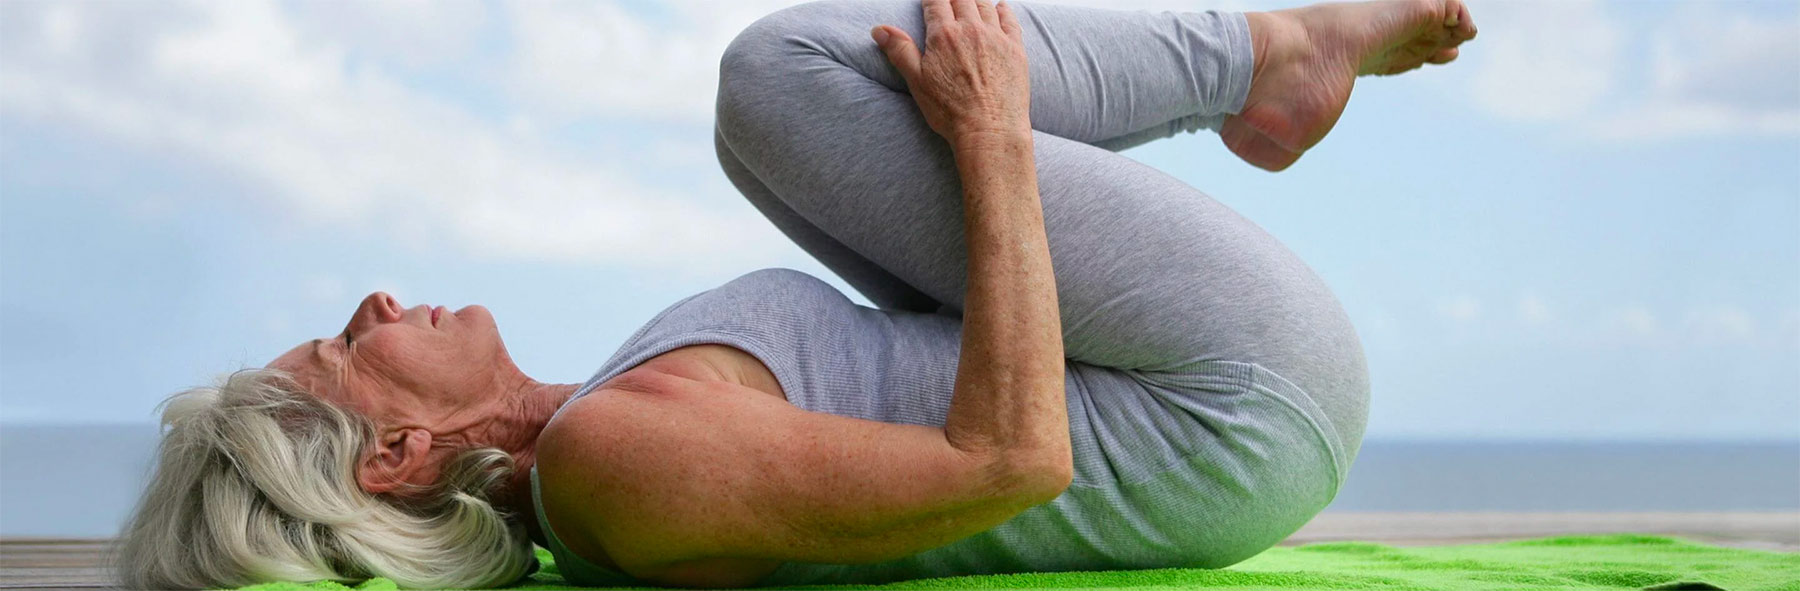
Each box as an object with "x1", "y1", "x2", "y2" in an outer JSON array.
[{"x1": 1, "y1": 0, "x2": 1795, "y2": 440}]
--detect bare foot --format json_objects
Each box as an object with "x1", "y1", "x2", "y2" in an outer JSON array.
[{"x1": 1222, "y1": 0, "x2": 1478, "y2": 172}]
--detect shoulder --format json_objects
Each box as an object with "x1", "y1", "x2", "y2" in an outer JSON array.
[
  {"x1": 536, "y1": 370, "x2": 695, "y2": 507},
  {"x1": 534, "y1": 370, "x2": 790, "y2": 586},
  {"x1": 532, "y1": 380, "x2": 657, "y2": 577}
]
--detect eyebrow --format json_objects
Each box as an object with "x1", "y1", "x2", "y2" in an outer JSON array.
[{"x1": 310, "y1": 338, "x2": 338, "y2": 372}]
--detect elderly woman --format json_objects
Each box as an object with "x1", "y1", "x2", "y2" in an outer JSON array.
[{"x1": 117, "y1": 0, "x2": 1474, "y2": 588}]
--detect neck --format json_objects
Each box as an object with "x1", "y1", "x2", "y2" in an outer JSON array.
[
  {"x1": 479, "y1": 375, "x2": 580, "y2": 542},
  {"x1": 482, "y1": 374, "x2": 581, "y2": 460}
]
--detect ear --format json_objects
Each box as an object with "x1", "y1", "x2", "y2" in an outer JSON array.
[{"x1": 357, "y1": 427, "x2": 435, "y2": 495}]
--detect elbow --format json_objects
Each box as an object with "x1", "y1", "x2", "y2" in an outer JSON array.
[
  {"x1": 1037, "y1": 453, "x2": 1075, "y2": 501},
  {"x1": 957, "y1": 436, "x2": 1075, "y2": 504},
  {"x1": 1000, "y1": 449, "x2": 1074, "y2": 504}
]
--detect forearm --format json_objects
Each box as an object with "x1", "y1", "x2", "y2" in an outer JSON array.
[{"x1": 941, "y1": 129, "x2": 1072, "y2": 486}]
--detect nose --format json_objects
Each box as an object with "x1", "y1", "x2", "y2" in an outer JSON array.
[
  {"x1": 361, "y1": 291, "x2": 403, "y2": 322},
  {"x1": 346, "y1": 291, "x2": 404, "y2": 336}
]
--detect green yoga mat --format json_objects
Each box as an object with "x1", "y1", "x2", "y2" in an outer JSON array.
[{"x1": 238, "y1": 534, "x2": 1799, "y2": 591}]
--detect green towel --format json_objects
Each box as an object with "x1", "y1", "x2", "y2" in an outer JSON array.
[{"x1": 238, "y1": 535, "x2": 1799, "y2": 591}]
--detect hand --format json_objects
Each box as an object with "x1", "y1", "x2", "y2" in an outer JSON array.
[{"x1": 872, "y1": 0, "x2": 1031, "y2": 143}]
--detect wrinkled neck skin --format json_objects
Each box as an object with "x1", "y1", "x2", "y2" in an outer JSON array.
[{"x1": 476, "y1": 377, "x2": 580, "y2": 546}]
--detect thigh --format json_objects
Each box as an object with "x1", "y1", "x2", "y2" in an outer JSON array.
[
  {"x1": 717, "y1": 0, "x2": 1368, "y2": 448},
  {"x1": 715, "y1": 127, "x2": 943, "y2": 314}
]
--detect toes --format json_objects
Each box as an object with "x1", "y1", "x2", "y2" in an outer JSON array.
[
  {"x1": 1439, "y1": 0, "x2": 1476, "y2": 42},
  {"x1": 1427, "y1": 46, "x2": 1459, "y2": 64},
  {"x1": 1455, "y1": 2, "x2": 1476, "y2": 40}
]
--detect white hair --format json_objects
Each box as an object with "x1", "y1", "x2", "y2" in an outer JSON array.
[{"x1": 112, "y1": 367, "x2": 537, "y2": 589}]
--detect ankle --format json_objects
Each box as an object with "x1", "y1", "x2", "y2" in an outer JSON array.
[
  {"x1": 1244, "y1": 12, "x2": 1275, "y2": 91},
  {"x1": 1242, "y1": 11, "x2": 1308, "y2": 96}
]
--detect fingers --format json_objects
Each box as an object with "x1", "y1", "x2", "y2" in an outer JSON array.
[
  {"x1": 974, "y1": 0, "x2": 997, "y2": 25},
  {"x1": 948, "y1": 0, "x2": 976, "y2": 21},
  {"x1": 1428, "y1": 46, "x2": 1459, "y2": 64},
  {"x1": 872, "y1": 25, "x2": 923, "y2": 83},
  {"x1": 923, "y1": 0, "x2": 952, "y2": 28},
  {"x1": 996, "y1": 1, "x2": 1022, "y2": 42},
  {"x1": 929, "y1": 0, "x2": 1006, "y2": 31}
]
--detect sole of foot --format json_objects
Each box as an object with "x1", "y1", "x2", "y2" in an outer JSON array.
[{"x1": 1222, "y1": 0, "x2": 1478, "y2": 172}]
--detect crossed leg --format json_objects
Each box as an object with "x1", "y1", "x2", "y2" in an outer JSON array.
[{"x1": 714, "y1": 0, "x2": 1370, "y2": 455}]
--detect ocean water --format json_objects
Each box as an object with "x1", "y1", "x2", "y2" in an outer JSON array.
[{"x1": 1, "y1": 424, "x2": 1796, "y2": 538}]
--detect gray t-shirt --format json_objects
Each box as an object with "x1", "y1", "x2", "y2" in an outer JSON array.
[{"x1": 530, "y1": 268, "x2": 1345, "y2": 586}]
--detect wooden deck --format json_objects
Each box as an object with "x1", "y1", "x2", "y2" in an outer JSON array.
[
  {"x1": 1, "y1": 538, "x2": 112, "y2": 590},
  {"x1": 8, "y1": 512, "x2": 1795, "y2": 590}
]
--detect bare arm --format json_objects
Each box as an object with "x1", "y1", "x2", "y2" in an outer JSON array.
[
  {"x1": 943, "y1": 117, "x2": 1066, "y2": 470},
  {"x1": 537, "y1": 376, "x2": 1064, "y2": 587},
  {"x1": 941, "y1": 107, "x2": 1068, "y2": 470},
  {"x1": 536, "y1": 2, "x2": 1072, "y2": 586},
  {"x1": 881, "y1": 0, "x2": 1073, "y2": 486}
]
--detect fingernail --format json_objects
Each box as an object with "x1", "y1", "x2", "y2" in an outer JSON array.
[{"x1": 871, "y1": 26, "x2": 890, "y2": 45}]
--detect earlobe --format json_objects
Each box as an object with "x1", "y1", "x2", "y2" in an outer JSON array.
[{"x1": 356, "y1": 428, "x2": 434, "y2": 495}]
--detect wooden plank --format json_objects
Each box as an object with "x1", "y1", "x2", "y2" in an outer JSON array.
[
  {"x1": 0, "y1": 541, "x2": 113, "y2": 589},
  {"x1": 0, "y1": 568, "x2": 112, "y2": 583},
  {"x1": 3, "y1": 513, "x2": 1795, "y2": 589}
]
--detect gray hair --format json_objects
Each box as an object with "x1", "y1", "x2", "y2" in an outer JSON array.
[{"x1": 112, "y1": 367, "x2": 537, "y2": 589}]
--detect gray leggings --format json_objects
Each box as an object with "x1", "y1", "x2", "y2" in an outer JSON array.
[{"x1": 713, "y1": 0, "x2": 1369, "y2": 460}]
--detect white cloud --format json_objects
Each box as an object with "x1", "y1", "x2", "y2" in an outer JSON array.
[
  {"x1": 1683, "y1": 304, "x2": 1757, "y2": 345},
  {"x1": 1649, "y1": 6, "x2": 1800, "y2": 112},
  {"x1": 1465, "y1": 0, "x2": 1622, "y2": 121},
  {"x1": 502, "y1": 0, "x2": 1255, "y2": 124},
  {"x1": 1456, "y1": 0, "x2": 1800, "y2": 139},
  {"x1": 1586, "y1": 102, "x2": 1800, "y2": 140},
  {"x1": 285, "y1": 0, "x2": 489, "y2": 70},
  {"x1": 1436, "y1": 294, "x2": 1482, "y2": 323},
  {"x1": 1578, "y1": 303, "x2": 1799, "y2": 348},
  {"x1": 1517, "y1": 291, "x2": 1552, "y2": 325},
  {"x1": 503, "y1": 1, "x2": 766, "y2": 124},
  {"x1": 1607, "y1": 304, "x2": 1658, "y2": 340},
  {"x1": 0, "y1": 0, "x2": 787, "y2": 269},
  {"x1": 1585, "y1": 4, "x2": 1800, "y2": 140},
  {"x1": 2, "y1": 0, "x2": 1273, "y2": 271}
]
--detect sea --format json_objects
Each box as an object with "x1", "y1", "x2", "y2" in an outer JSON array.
[{"x1": 1, "y1": 423, "x2": 1796, "y2": 538}]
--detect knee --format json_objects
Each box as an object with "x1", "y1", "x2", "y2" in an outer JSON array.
[
  {"x1": 716, "y1": 14, "x2": 779, "y2": 117},
  {"x1": 718, "y1": 7, "x2": 795, "y2": 86},
  {"x1": 717, "y1": 1, "x2": 902, "y2": 106},
  {"x1": 718, "y1": 2, "x2": 852, "y2": 93},
  {"x1": 716, "y1": 4, "x2": 825, "y2": 138}
]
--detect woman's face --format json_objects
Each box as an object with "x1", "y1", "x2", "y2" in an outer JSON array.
[{"x1": 266, "y1": 291, "x2": 515, "y2": 425}]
